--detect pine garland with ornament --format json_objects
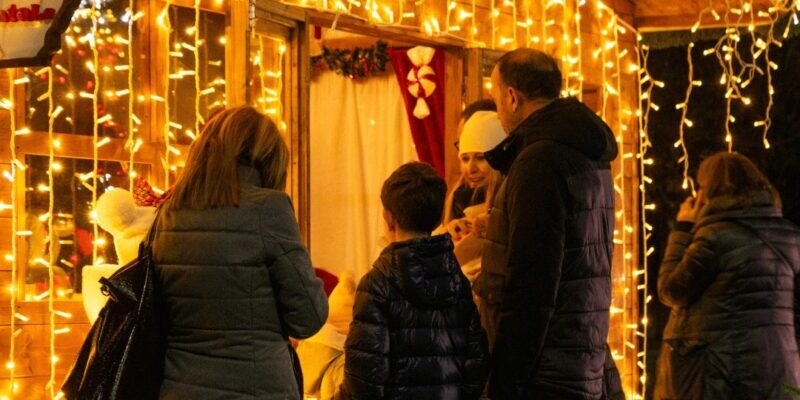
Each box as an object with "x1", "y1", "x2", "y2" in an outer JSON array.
[{"x1": 312, "y1": 40, "x2": 389, "y2": 80}]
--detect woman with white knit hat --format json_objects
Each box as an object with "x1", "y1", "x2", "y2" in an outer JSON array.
[{"x1": 441, "y1": 101, "x2": 507, "y2": 282}]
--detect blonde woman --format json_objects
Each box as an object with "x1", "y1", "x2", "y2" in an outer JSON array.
[
  {"x1": 153, "y1": 107, "x2": 328, "y2": 399},
  {"x1": 442, "y1": 102, "x2": 506, "y2": 282}
]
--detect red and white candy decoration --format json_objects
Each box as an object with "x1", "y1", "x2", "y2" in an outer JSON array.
[{"x1": 406, "y1": 46, "x2": 437, "y2": 119}]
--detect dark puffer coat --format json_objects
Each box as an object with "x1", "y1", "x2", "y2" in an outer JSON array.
[
  {"x1": 474, "y1": 97, "x2": 622, "y2": 399},
  {"x1": 152, "y1": 166, "x2": 329, "y2": 399},
  {"x1": 655, "y1": 191, "x2": 800, "y2": 400},
  {"x1": 338, "y1": 235, "x2": 489, "y2": 399}
]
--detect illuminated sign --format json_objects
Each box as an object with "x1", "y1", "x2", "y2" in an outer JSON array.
[{"x1": 0, "y1": 0, "x2": 81, "y2": 68}]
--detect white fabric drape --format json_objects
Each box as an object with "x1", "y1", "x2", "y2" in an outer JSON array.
[{"x1": 310, "y1": 68, "x2": 418, "y2": 279}]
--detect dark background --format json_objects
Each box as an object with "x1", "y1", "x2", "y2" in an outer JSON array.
[{"x1": 642, "y1": 23, "x2": 800, "y2": 397}]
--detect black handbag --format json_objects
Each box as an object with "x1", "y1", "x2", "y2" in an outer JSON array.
[{"x1": 61, "y1": 211, "x2": 166, "y2": 399}]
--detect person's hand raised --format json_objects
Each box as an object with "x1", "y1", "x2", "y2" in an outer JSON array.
[
  {"x1": 446, "y1": 218, "x2": 473, "y2": 241},
  {"x1": 677, "y1": 191, "x2": 705, "y2": 223},
  {"x1": 472, "y1": 213, "x2": 490, "y2": 239}
]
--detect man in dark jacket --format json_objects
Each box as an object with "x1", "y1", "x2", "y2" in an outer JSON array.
[
  {"x1": 473, "y1": 48, "x2": 623, "y2": 399},
  {"x1": 338, "y1": 162, "x2": 489, "y2": 400}
]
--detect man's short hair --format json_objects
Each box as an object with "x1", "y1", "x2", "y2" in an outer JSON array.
[
  {"x1": 496, "y1": 49, "x2": 562, "y2": 100},
  {"x1": 461, "y1": 99, "x2": 497, "y2": 121},
  {"x1": 381, "y1": 162, "x2": 447, "y2": 233}
]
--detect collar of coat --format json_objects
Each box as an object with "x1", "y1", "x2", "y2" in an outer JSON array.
[
  {"x1": 484, "y1": 97, "x2": 618, "y2": 175},
  {"x1": 237, "y1": 164, "x2": 264, "y2": 188},
  {"x1": 692, "y1": 190, "x2": 783, "y2": 232},
  {"x1": 374, "y1": 234, "x2": 462, "y2": 309}
]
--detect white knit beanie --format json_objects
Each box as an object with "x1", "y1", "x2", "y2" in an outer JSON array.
[{"x1": 458, "y1": 111, "x2": 506, "y2": 155}]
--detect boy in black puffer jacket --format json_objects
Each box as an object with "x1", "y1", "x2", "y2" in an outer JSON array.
[{"x1": 337, "y1": 162, "x2": 489, "y2": 400}]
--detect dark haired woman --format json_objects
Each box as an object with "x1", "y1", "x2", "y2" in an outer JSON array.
[{"x1": 655, "y1": 152, "x2": 800, "y2": 399}]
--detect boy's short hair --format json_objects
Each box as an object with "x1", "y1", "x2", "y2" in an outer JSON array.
[{"x1": 381, "y1": 162, "x2": 447, "y2": 233}]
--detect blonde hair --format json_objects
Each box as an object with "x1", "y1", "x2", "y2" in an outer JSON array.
[
  {"x1": 442, "y1": 169, "x2": 501, "y2": 225},
  {"x1": 163, "y1": 106, "x2": 289, "y2": 212}
]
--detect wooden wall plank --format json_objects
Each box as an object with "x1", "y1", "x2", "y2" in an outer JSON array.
[
  {"x1": 14, "y1": 132, "x2": 164, "y2": 165},
  {"x1": 226, "y1": 0, "x2": 250, "y2": 107},
  {"x1": 0, "y1": 218, "x2": 11, "y2": 266},
  {"x1": 0, "y1": 375, "x2": 63, "y2": 399},
  {"x1": 0, "y1": 323, "x2": 91, "y2": 379},
  {"x1": 0, "y1": 301, "x2": 89, "y2": 326}
]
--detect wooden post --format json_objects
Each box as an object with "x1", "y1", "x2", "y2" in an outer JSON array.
[
  {"x1": 294, "y1": 23, "x2": 311, "y2": 246},
  {"x1": 443, "y1": 48, "x2": 464, "y2": 185},
  {"x1": 226, "y1": 0, "x2": 250, "y2": 107},
  {"x1": 464, "y1": 49, "x2": 482, "y2": 106}
]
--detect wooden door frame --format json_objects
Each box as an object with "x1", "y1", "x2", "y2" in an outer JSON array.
[
  {"x1": 252, "y1": 1, "x2": 470, "y2": 245},
  {"x1": 305, "y1": 6, "x2": 467, "y2": 194},
  {"x1": 253, "y1": 0, "x2": 312, "y2": 245}
]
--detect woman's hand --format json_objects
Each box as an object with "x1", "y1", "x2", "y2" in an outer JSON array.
[
  {"x1": 454, "y1": 232, "x2": 485, "y2": 266},
  {"x1": 472, "y1": 213, "x2": 490, "y2": 239},
  {"x1": 447, "y1": 218, "x2": 473, "y2": 241},
  {"x1": 677, "y1": 192, "x2": 704, "y2": 223}
]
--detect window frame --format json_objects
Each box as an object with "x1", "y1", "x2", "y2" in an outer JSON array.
[{"x1": 8, "y1": 0, "x2": 231, "y2": 300}]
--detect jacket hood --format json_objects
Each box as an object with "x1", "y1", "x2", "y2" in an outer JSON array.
[
  {"x1": 694, "y1": 190, "x2": 783, "y2": 231},
  {"x1": 374, "y1": 235, "x2": 463, "y2": 309},
  {"x1": 486, "y1": 97, "x2": 618, "y2": 174}
]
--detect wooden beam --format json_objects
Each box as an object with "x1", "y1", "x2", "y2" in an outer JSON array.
[
  {"x1": 319, "y1": 36, "x2": 424, "y2": 49},
  {"x1": 255, "y1": 0, "x2": 308, "y2": 23},
  {"x1": 15, "y1": 132, "x2": 164, "y2": 165},
  {"x1": 157, "y1": 0, "x2": 225, "y2": 13},
  {"x1": 0, "y1": 301, "x2": 89, "y2": 325},
  {"x1": 636, "y1": 12, "x2": 773, "y2": 32},
  {"x1": 308, "y1": 10, "x2": 467, "y2": 48}
]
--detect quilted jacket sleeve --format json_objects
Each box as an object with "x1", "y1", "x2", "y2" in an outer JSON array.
[
  {"x1": 260, "y1": 193, "x2": 328, "y2": 339},
  {"x1": 461, "y1": 297, "x2": 490, "y2": 399},
  {"x1": 658, "y1": 225, "x2": 718, "y2": 308},
  {"x1": 489, "y1": 156, "x2": 566, "y2": 399},
  {"x1": 339, "y1": 272, "x2": 391, "y2": 399},
  {"x1": 602, "y1": 344, "x2": 625, "y2": 400},
  {"x1": 795, "y1": 259, "x2": 800, "y2": 352}
]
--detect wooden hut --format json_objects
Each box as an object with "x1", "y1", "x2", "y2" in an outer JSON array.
[{"x1": 3, "y1": 0, "x2": 789, "y2": 397}]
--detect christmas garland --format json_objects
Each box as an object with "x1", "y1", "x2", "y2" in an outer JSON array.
[{"x1": 311, "y1": 40, "x2": 389, "y2": 80}]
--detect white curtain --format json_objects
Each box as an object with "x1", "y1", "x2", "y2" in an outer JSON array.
[{"x1": 309, "y1": 68, "x2": 418, "y2": 279}]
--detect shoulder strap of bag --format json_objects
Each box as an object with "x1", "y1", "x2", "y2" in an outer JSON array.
[
  {"x1": 727, "y1": 219, "x2": 793, "y2": 269},
  {"x1": 141, "y1": 207, "x2": 163, "y2": 252}
]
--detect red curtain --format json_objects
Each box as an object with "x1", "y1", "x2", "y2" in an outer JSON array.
[{"x1": 388, "y1": 48, "x2": 446, "y2": 177}]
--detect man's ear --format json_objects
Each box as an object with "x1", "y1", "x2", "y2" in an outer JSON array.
[
  {"x1": 507, "y1": 86, "x2": 520, "y2": 112},
  {"x1": 382, "y1": 208, "x2": 396, "y2": 232}
]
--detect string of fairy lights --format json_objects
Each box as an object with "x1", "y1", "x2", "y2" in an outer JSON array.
[
  {"x1": 635, "y1": 37, "x2": 653, "y2": 399},
  {"x1": 675, "y1": 43, "x2": 698, "y2": 196},
  {"x1": 5, "y1": 67, "x2": 19, "y2": 400},
  {"x1": 656, "y1": 0, "x2": 799, "y2": 203}
]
